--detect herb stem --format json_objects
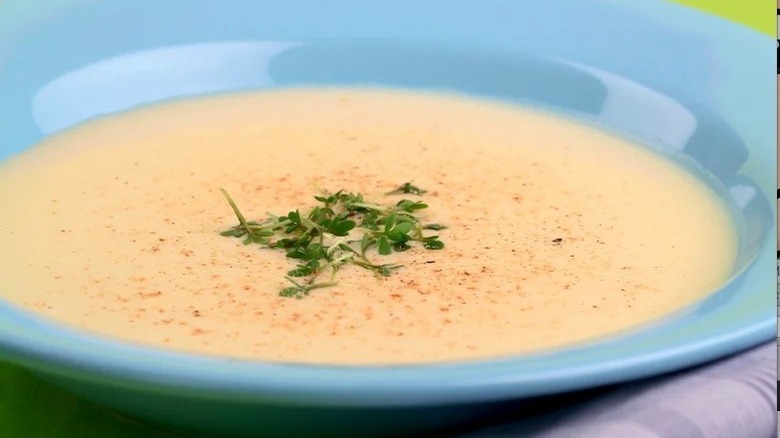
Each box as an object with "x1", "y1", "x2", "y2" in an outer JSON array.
[{"x1": 220, "y1": 188, "x2": 252, "y2": 232}]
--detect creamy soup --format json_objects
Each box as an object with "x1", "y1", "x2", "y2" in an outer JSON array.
[{"x1": 0, "y1": 89, "x2": 736, "y2": 364}]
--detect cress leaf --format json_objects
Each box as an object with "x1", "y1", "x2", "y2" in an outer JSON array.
[{"x1": 377, "y1": 236, "x2": 392, "y2": 255}]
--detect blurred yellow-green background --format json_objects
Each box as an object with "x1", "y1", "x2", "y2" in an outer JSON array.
[{"x1": 673, "y1": 0, "x2": 773, "y2": 35}]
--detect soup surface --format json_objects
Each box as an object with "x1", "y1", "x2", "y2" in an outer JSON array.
[{"x1": 0, "y1": 88, "x2": 736, "y2": 364}]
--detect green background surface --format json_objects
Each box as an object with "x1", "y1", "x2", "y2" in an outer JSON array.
[
  {"x1": 674, "y1": 0, "x2": 773, "y2": 36},
  {"x1": 0, "y1": 1, "x2": 773, "y2": 437}
]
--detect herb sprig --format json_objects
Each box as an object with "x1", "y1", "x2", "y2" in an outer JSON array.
[{"x1": 220, "y1": 183, "x2": 445, "y2": 299}]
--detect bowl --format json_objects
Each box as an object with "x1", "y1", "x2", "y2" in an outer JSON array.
[{"x1": 0, "y1": 1, "x2": 775, "y2": 437}]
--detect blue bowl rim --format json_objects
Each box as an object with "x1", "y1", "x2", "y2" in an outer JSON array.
[{"x1": 0, "y1": 0, "x2": 774, "y2": 408}]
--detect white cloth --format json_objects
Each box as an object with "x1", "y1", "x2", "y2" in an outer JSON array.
[{"x1": 461, "y1": 342, "x2": 777, "y2": 438}]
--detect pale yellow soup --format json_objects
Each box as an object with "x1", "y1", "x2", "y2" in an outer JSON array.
[{"x1": 0, "y1": 88, "x2": 736, "y2": 364}]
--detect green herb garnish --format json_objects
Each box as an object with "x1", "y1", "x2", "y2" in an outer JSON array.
[
  {"x1": 385, "y1": 182, "x2": 427, "y2": 196},
  {"x1": 220, "y1": 184, "x2": 445, "y2": 299}
]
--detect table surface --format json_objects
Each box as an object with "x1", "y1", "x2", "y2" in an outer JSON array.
[{"x1": 0, "y1": 1, "x2": 773, "y2": 437}]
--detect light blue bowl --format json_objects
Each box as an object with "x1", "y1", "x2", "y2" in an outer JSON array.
[{"x1": 0, "y1": 1, "x2": 774, "y2": 437}]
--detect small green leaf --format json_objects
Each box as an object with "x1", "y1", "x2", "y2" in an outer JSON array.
[
  {"x1": 389, "y1": 230, "x2": 412, "y2": 243},
  {"x1": 393, "y1": 222, "x2": 413, "y2": 235},
  {"x1": 360, "y1": 234, "x2": 375, "y2": 255},
  {"x1": 287, "y1": 260, "x2": 319, "y2": 277},
  {"x1": 377, "y1": 236, "x2": 392, "y2": 255},
  {"x1": 279, "y1": 287, "x2": 306, "y2": 299},
  {"x1": 272, "y1": 238, "x2": 295, "y2": 248},
  {"x1": 393, "y1": 242, "x2": 411, "y2": 252},
  {"x1": 252, "y1": 235, "x2": 267, "y2": 244},
  {"x1": 383, "y1": 214, "x2": 398, "y2": 233},
  {"x1": 330, "y1": 220, "x2": 356, "y2": 236},
  {"x1": 287, "y1": 265, "x2": 314, "y2": 277},
  {"x1": 386, "y1": 183, "x2": 427, "y2": 196},
  {"x1": 396, "y1": 200, "x2": 428, "y2": 212},
  {"x1": 286, "y1": 249, "x2": 308, "y2": 259},
  {"x1": 306, "y1": 242, "x2": 323, "y2": 252},
  {"x1": 423, "y1": 239, "x2": 444, "y2": 250}
]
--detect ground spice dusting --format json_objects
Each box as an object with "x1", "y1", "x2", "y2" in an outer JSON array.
[{"x1": 0, "y1": 88, "x2": 736, "y2": 364}]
